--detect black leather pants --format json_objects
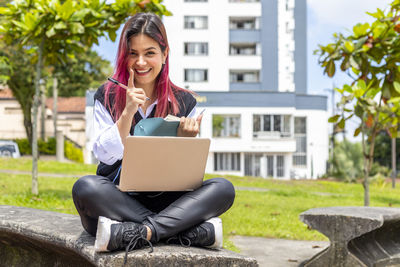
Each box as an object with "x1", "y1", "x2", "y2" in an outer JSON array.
[{"x1": 72, "y1": 175, "x2": 235, "y2": 242}]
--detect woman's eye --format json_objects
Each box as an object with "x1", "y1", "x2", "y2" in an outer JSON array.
[{"x1": 146, "y1": 52, "x2": 155, "y2": 55}]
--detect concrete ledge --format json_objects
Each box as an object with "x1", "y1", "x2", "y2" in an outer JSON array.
[
  {"x1": 300, "y1": 207, "x2": 400, "y2": 267},
  {"x1": 0, "y1": 205, "x2": 258, "y2": 267}
]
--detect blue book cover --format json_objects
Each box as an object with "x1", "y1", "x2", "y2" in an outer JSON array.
[{"x1": 134, "y1": 115, "x2": 180, "y2": 136}]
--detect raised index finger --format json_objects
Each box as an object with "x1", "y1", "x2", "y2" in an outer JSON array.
[{"x1": 128, "y1": 68, "x2": 135, "y2": 89}]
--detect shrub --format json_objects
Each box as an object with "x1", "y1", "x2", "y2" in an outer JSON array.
[
  {"x1": 370, "y1": 162, "x2": 390, "y2": 177},
  {"x1": 14, "y1": 138, "x2": 84, "y2": 163},
  {"x1": 14, "y1": 139, "x2": 31, "y2": 155},
  {"x1": 64, "y1": 141, "x2": 83, "y2": 163},
  {"x1": 38, "y1": 137, "x2": 56, "y2": 155}
]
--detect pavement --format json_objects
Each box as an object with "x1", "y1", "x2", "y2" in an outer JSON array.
[{"x1": 231, "y1": 236, "x2": 329, "y2": 267}]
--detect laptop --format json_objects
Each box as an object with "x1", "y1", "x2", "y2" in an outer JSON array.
[{"x1": 119, "y1": 136, "x2": 211, "y2": 192}]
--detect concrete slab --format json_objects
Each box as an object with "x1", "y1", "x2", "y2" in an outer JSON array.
[{"x1": 231, "y1": 236, "x2": 329, "y2": 267}]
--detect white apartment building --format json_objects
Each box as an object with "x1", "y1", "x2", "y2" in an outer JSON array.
[
  {"x1": 162, "y1": 0, "x2": 328, "y2": 179},
  {"x1": 85, "y1": 0, "x2": 328, "y2": 179}
]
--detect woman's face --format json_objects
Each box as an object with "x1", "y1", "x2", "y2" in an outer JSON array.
[{"x1": 127, "y1": 34, "x2": 168, "y2": 90}]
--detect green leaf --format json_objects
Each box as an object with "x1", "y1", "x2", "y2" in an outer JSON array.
[
  {"x1": 355, "y1": 105, "x2": 364, "y2": 118},
  {"x1": 328, "y1": 114, "x2": 340, "y2": 123},
  {"x1": 382, "y1": 81, "x2": 391, "y2": 99},
  {"x1": 394, "y1": 81, "x2": 400, "y2": 94},
  {"x1": 24, "y1": 12, "x2": 37, "y2": 31},
  {"x1": 12, "y1": 20, "x2": 29, "y2": 30},
  {"x1": 334, "y1": 87, "x2": 344, "y2": 94},
  {"x1": 357, "y1": 79, "x2": 366, "y2": 90},
  {"x1": 338, "y1": 118, "x2": 345, "y2": 129},
  {"x1": 354, "y1": 127, "x2": 361, "y2": 137},
  {"x1": 343, "y1": 84, "x2": 353, "y2": 93},
  {"x1": 344, "y1": 41, "x2": 354, "y2": 53},
  {"x1": 361, "y1": 44, "x2": 370, "y2": 52},
  {"x1": 0, "y1": 7, "x2": 10, "y2": 15},
  {"x1": 388, "y1": 97, "x2": 400, "y2": 103},
  {"x1": 70, "y1": 22, "x2": 84, "y2": 34},
  {"x1": 365, "y1": 87, "x2": 380, "y2": 98},
  {"x1": 367, "y1": 8, "x2": 385, "y2": 19},
  {"x1": 349, "y1": 56, "x2": 360, "y2": 69},
  {"x1": 340, "y1": 56, "x2": 350, "y2": 71},
  {"x1": 58, "y1": 0, "x2": 74, "y2": 20},
  {"x1": 353, "y1": 23, "x2": 369, "y2": 37},
  {"x1": 389, "y1": 127, "x2": 398, "y2": 138},
  {"x1": 54, "y1": 21, "x2": 67, "y2": 30},
  {"x1": 108, "y1": 30, "x2": 117, "y2": 42},
  {"x1": 372, "y1": 23, "x2": 387, "y2": 38},
  {"x1": 355, "y1": 36, "x2": 368, "y2": 50},
  {"x1": 325, "y1": 60, "x2": 336, "y2": 77},
  {"x1": 71, "y1": 8, "x2": 90, "y2": 21},
  {"x1": 46, "y1": 27, "x2": 56, "y2": 37}
]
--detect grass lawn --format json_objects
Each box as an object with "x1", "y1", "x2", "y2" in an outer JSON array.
[{"x1": 2, "y1": 158, "x2": 400, "y2": 251}]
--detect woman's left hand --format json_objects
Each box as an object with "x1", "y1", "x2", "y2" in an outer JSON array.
[{"x1": 177, "y1": 114, "x2": 203, "y2": 137}]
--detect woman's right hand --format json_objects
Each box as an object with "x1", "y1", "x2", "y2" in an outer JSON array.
[{"x1": 124, "y1": 68, "x2": 147, "y2": 115}]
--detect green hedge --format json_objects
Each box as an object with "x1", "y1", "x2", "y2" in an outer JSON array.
[
  {"x1": 14, "y1": 138, "x2": 83, "y2": 163},
  {"x1": 64, "y1": 141, "x2": 83, "y2": 163}
]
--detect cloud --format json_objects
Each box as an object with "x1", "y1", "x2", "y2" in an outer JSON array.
[{"x1": 308, "y1": 0, "x2": 392, "y2": 28}]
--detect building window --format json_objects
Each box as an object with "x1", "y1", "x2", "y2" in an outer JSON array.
[
  {"x1": 212, "y1": 114, "x2": 241, "y2": 138},
  {"x1": 293, "y1": 117, "x2": 307, "y2": 166},
  {"x1": 214, "y1": 153, "x2": 241, "y2": 171},
  {"x1": 184, "y1": 16, "x2": 208, "y2": 29},
  {"x1": 230, "y1": 70, "x2": 259, "y2": 83},
  {"x1": 229, "y1": 43, "x2": 260, "y2": 55},
  {"x1": 229, "y1": 17, "x2": 259, "y2": 30},
  {"x1": 184, "y1": 69, "x2": 208, "y2": 82},
  {"x1": 244, "y1": 154, "x2": 284, "y2": 178},
  {"x1": 244, "y1": 153, "x2": 262, "y2": 177},
  {"x1": 184, "y1": 42, "x2": 208, "y2": 56},
  {"x1": 253, "y1": 114, "x2": 291, "y2": 138}
]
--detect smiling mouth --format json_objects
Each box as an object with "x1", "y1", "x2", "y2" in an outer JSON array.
[{"x1": 135, "y1": 69, "x2": 152, "y2": 75}]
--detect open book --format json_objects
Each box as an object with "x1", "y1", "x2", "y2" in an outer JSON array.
[{"x1": 134, "y1": 115, "x2": 181, "y2": 136}]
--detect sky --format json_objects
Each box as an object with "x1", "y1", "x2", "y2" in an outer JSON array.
[{"x1": 93, "y1": 0, "x2": 394, "y2": 140}]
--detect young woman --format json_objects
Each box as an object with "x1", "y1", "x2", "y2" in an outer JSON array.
[{"x1": 72, "y1": 13, "x2": 235, "y2": 260}]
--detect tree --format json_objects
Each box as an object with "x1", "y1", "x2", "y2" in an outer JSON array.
[
  {"x1": 51, "y1": 49, "x2": 113, "y2": 97},
  {"x1": 0, "y1": 0, "x2": 171, "y2": 195},
  {"x1": 330, "y1": 139, "x2": 364, "y2": 182},
  {"x1": 1, "y1": 46, "x2": 36, "y2": 145},
  {"x1": 316, "y1": 0, "x2": 400, "y2": 206},
  {"x1": 373, "y1": 131, "x2": 400, "y2": 168}
]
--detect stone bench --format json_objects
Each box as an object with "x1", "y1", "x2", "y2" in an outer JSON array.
[
  {"x1": 299, "y1": 206, "x2": 400, "y2": 267},
  {"x1": 0, "y1": 205, "x2": 257, "y2": 267}
]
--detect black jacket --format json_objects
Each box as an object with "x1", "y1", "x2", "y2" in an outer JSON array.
[{"x1": 93, "y1": 84, "x2": 197, "y2": 182}]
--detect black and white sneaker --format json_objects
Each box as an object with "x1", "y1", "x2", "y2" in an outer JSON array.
[
  {"x1": 167, "y1": 217, "x2": 223, "y2": 249},
  {"x1": 94, "y1": 216, "x2": 153, "y2": 263}
]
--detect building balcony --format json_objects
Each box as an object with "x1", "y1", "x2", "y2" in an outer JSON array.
[{"x1": 230, "y1": 30, "x2": 260, "y2": 43}]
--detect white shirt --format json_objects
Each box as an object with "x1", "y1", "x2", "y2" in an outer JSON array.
[{"x1": 92, "y1": 99, "x2": 198, "y2": 165}]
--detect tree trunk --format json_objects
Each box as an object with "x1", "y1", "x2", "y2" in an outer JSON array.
[
  {"x1": 32, "y1": 39, "x2": 44, "y2": 195},
  {"x1": 53, "y1": 77, "x2": 58, "y2": 138},
  {"x1": 392, "y1": 137, "x2": 396, "y2": 188},
  {"x1": 23, "y1": 104, "x2": 33, "y2": 147},
  {"x1": 40, "y1": 81, "x2": 46, "y2": 140}
]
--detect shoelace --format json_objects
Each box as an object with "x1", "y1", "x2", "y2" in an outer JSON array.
[
  {"x1": 123, "y1": 231, "x2": 154, "y2": 265},
  {"x1": 166, "y1": 225, "x2": 208, "y2": 247}
]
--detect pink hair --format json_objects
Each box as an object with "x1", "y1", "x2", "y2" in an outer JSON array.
[{"x1": 104, "y1": 13, "x2": 187, "y2": 123}]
